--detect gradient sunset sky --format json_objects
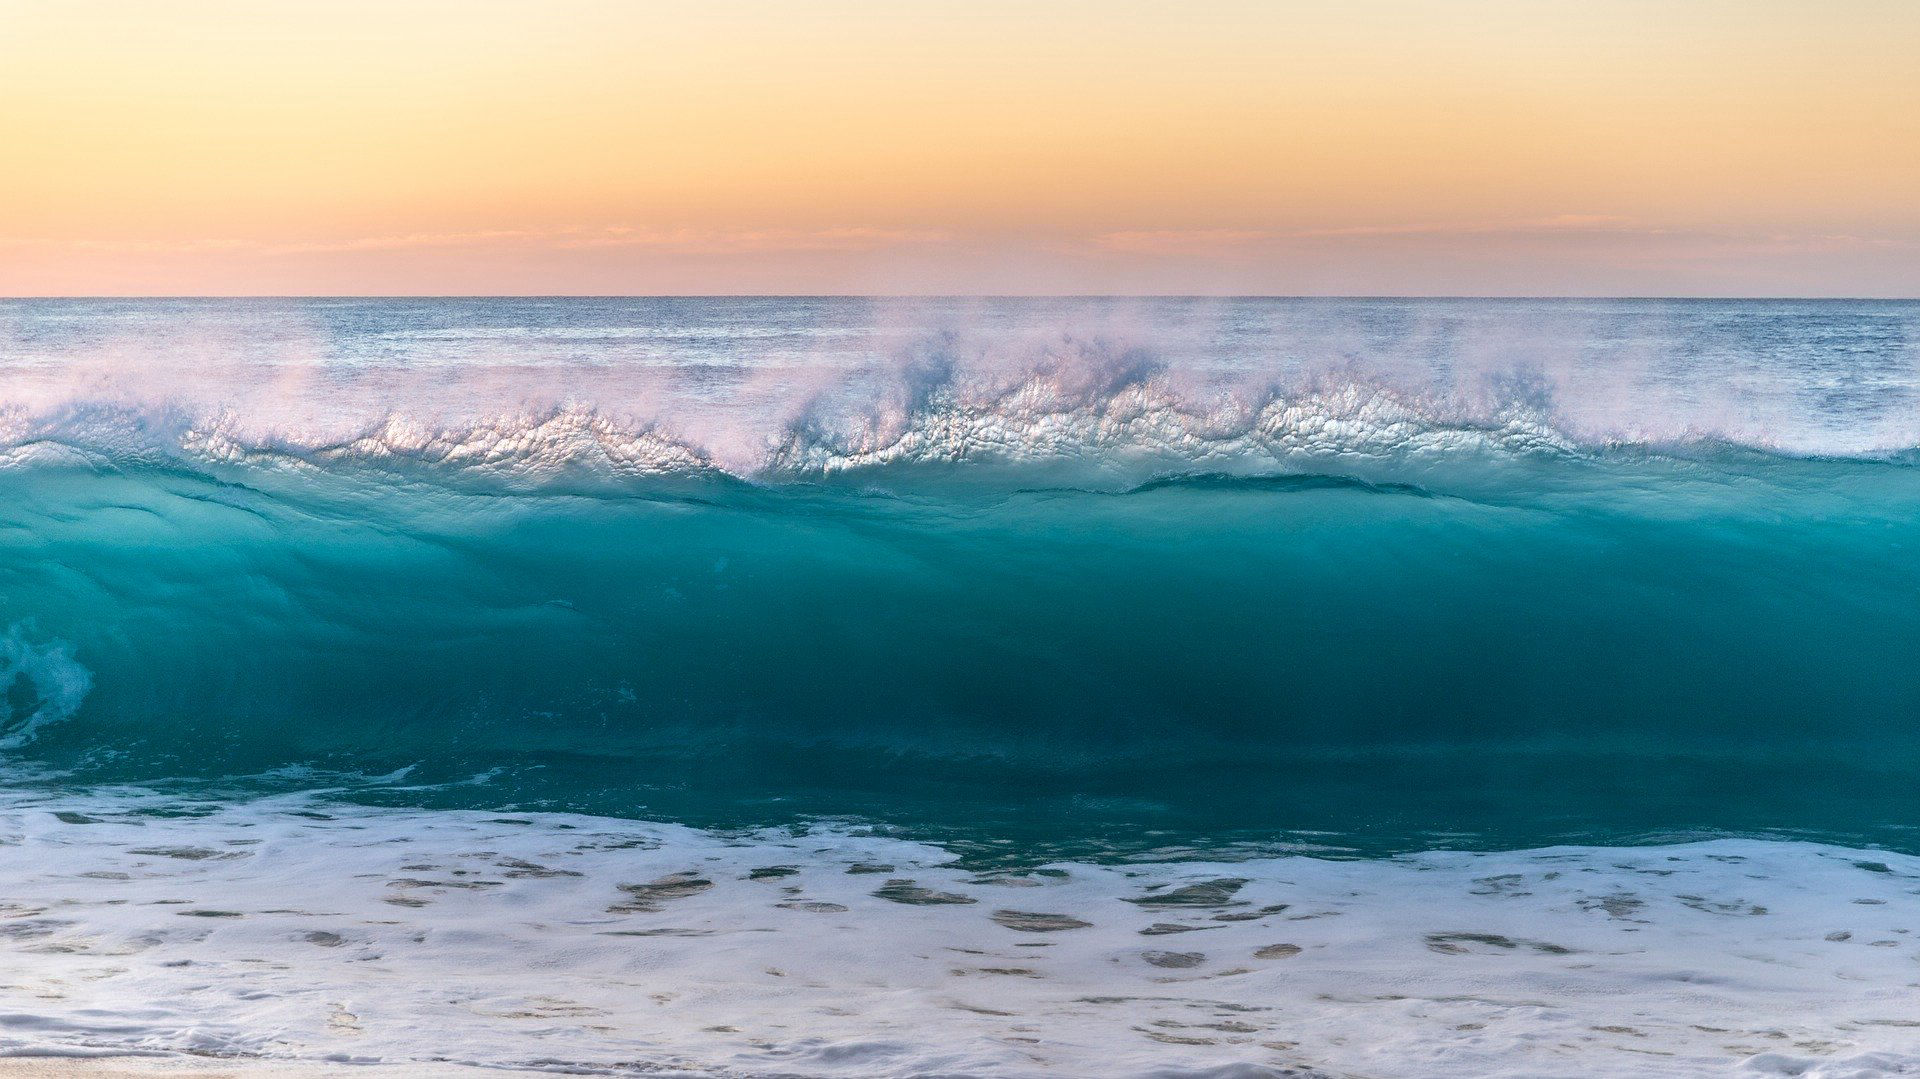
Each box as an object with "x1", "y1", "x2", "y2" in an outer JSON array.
[{"x1": 3, "y1": 1, "x2": 1917, "y2": 296}]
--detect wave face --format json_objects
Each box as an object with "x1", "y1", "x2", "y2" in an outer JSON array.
[{"x1": 2, "y1": 297, "x2": 1920, "y2": 854}]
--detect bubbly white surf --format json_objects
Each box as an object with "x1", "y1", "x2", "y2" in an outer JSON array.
[
  {"x1": 0, "y1": 786, "x2": 1915, "y2": 1078},
  {"x1": 4, "y1": 298, "x2": 1919, "y2": 492}
]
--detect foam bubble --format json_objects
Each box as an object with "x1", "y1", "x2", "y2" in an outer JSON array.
[
  {"x1": 0, "y1": 786, "x2": 1915, "y2": 1076},
  {"x1": 0, "y1": 625, "x2": 91, "y2": 748}
]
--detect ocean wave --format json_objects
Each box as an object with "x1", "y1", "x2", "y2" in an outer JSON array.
[
  {"x1": 4, "y1": 424, "x2": 1919, "y2": 854},
  {"x1": 7, "y1": 301, "x2": 1918, "y2": 1076}
]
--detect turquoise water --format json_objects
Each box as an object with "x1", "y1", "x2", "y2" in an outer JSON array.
[{"x1": 3, "y1": 297, "x2": 1917, "y2": 857}]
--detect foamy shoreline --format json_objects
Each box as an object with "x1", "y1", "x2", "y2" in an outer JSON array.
[
  {"x1": 3, "y1": 784, "x2": 1917, "y2": 1077},
  {"x1": 0, "y1": 1062, "x2": 501, "y2": 1079}
]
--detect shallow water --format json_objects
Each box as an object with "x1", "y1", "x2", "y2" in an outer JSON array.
[
  {"x1": 1, "y1": 298, "x2": 1917, "y2": 1074},
  {"x1": 2, "y1": 786, "x2": 1917, "y2": 1078}
]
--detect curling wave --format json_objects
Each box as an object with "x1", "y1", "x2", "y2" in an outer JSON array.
[
  {"x1": 3, "y1": 435, "x2": 1920, "y2": 855},
  {"x1": 2, "y1": 297, "x2": 1918, "y2": 856},
  {"x1": 0, "y1": 364, "x2": 1882, "y2": 497}
]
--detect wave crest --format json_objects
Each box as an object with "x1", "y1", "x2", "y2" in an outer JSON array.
[
  {"x1": 0, "y1": 376, "x2": 1587, "y2": 490},
  {"x1": 768, "y1": 372, "x2": 1576, "y2": 478},
  {"x1": 180, "y1": 408, "x2": 713, "y2": 483},
  {"x1": 0, "y1": 323, "x2": 1897, "y2": 490}
]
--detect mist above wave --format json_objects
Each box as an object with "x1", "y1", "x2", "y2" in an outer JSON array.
[{"x1": 2, "y1": 300, "x2": 1915, "y2": 488}]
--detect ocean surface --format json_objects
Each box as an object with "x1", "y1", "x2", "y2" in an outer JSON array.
[{"x1": 1, "y1": 297, "x2": 1917, "y2": 1076}]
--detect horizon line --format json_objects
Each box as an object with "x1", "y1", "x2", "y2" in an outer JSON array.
[{"x1": 4, "y1": 293, "x2": 1917, "y2": 303}]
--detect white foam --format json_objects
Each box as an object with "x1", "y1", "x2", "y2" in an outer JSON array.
[
  {"x1": 768, "y1": 375, "x2": 1576, "y2": 478},
  {"x1": 179, "y1": 407, "x2": 712, "y2": 482},
  {"x1": 0, "y1": 787, "x2": 1914, "y2": 1077},
  {"x1": 0, "y1": 367, "x2": 1578, "y2": 489}
]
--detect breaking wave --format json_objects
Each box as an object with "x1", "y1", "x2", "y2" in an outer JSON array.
[
  {"x1": 0, "y1": 355, "x2": 1898, "y2": 496},
  {"x1": 3, "y1": 420, "x2": 1919, "y2": 855},
  {"x1": 3, "y1": 298, "x2": 1919, "y2": 853},
  {"x1": 3, "y1": 297, "x2": 1919, "y2": 1074}
]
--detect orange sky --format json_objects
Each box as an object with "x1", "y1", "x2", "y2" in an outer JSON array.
[{"x1": 2, "y1": 0, "x2": 1917, "y2": 295}]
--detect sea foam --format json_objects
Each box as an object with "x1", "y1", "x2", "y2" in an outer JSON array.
[
  {"x1": 0, "y1": 786, "x2": 1914, "y2": 1077},
  {"x1": 0, "y1": 626, "x2": 91, "y2": 749}
]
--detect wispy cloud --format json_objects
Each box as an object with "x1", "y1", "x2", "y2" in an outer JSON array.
[
  {"x1": 0, "y1": 225, "x2": 953, "y2": 257},
  {"x1": 557, "y1": 226, "x2": 952, "y2": 253},
  {"x1": 269, "y1": 229, "x2": 548, "y2": 254},
  {"x1": 1095, "y1": 215, "x2": 1649, "y2": 253},
  {"x1": 7, "y1": 237, "x2": 260, "y2": 254}
]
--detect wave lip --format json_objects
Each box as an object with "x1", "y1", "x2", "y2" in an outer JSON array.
[
  {"x1": 766, "y1": 375, "x2": 1581, "y2": 482},
  {"x1": 1, "y1": 377, "x2": 1609, "y2": 494},
  {"x1": 181, "y1": 407, "x2": 716, "y2": 483}
]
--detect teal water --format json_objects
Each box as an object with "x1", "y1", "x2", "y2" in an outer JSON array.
[{"x1": 2, "y1": 297, "x2": 1918, "y2": 857}]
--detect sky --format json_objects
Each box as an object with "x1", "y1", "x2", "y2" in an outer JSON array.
[{"x1": 2, "y1": 0, "x2": 1917, "y2": 296}]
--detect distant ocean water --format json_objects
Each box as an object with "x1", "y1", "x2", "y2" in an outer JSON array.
[{"x1": 1, "y1": 297, "x2": 1917, "y2": 1076}]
